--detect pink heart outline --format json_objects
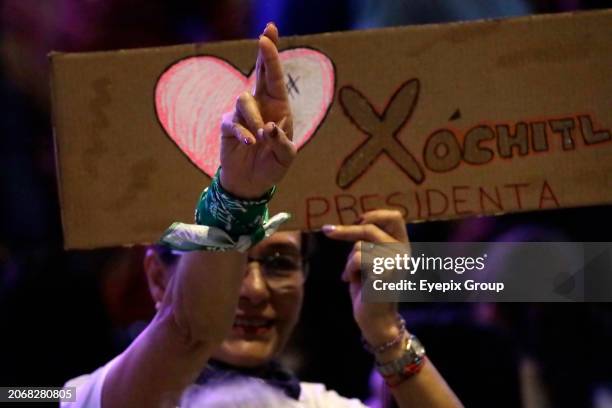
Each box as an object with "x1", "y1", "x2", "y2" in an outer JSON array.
[{"x1": 155, "y1": 47, "x2": 335, "y2": 177}]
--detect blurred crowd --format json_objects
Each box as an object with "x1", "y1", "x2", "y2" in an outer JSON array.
[{"x1": 0, "y1": 1, "x2": 610, "y2": 407}]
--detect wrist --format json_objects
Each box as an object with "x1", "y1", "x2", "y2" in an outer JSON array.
[
  {"x1": 374, "y1": 331, "x2": 410, "y2": 364},
  {"x1": 361, "y1": 314, "x2": 410, "y2": 364},
  {"x1": 219, "y1": 169, "x2": 270, "y2": 199},
  {"x1": 359, "y1": 313, "x2": 402, "y2": 347},
  {"x1": 159, "y1": 167, "x2": 289, "y2": 252}
]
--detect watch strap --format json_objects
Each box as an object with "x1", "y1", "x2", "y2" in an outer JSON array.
[
  {"x1": 375, "y1": 334, "x2": 426, "y2": 379},
  {"x1": 382, "y1": 357, "x2": 427, "y2": 388}
]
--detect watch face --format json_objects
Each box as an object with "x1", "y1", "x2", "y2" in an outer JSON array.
[
  {"x1": 376, "y1": 335, "x2": 427, "y2": 377},
  {"x1": 411, "y1": 336, "x2": 426, "y2": 357}
]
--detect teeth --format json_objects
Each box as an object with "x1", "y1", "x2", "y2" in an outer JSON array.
[{"x1": 234, "y1": 318, "x2": 270, "y2": 327}]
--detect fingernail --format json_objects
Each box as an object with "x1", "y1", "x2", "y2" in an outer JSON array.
[
  {"x1": 322, "y1": 224, "x2": 336, "y2": 233},
  {"x1": 264, "y1": 22, "x2": 275, "y2": 33},
  {"x1": 243, "y1": 137, "x2": 251, "y2": 145}
]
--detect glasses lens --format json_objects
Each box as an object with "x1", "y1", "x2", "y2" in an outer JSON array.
[{"x1": 260, "y1": 252, "x2": 304, "y2": 290}]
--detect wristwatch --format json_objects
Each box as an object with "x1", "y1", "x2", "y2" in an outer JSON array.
[{"x1": 375, "y1": 334, "x2": 426, "y2": 386}]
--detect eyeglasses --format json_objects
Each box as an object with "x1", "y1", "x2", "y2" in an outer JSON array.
[{"x1": 246, "y1": 251, "x2": 307, "y2": 291}]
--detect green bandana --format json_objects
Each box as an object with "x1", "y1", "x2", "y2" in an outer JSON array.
[{"x1": 159, "y1": 169, "x2": 290, "y2": 252}]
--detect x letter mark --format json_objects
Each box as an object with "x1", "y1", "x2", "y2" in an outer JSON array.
[{"x1": 337, "y1": 79, "x2": 425, "y2": 189}]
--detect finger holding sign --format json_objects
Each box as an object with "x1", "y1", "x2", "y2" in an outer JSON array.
[
  {"x1": 342, "y1": 241, "x2": 400, "y2": 284},
  {"x1": 339, "y1": 237, "x2": 398, "y2": 340},
  {"x1": 322, "y1": 210, "x2": 409, "y2": 348},
  {"x1": 322, "y1": 223, "x2": 396, "y2": 244},
  {"x1": 357, "y1": 209, "x2": 409, "y2": 243}
]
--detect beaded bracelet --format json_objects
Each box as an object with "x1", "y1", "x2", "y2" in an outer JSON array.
[{"x1": 362, "y1": 315, "x2": 407, "y2": 355}]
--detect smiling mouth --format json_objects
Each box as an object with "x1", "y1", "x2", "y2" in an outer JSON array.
[{"x1": 232, "y1": 317, "x2": 275, "y2": 337}]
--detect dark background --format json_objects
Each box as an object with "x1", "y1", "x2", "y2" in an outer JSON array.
[{"x1": 0, "y1": 1, "x2": 611, "y2": 407}]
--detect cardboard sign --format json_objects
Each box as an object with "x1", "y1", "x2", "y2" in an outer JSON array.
[{"x1": 51, "y1": 10, "x2": 612, "y2": 249}]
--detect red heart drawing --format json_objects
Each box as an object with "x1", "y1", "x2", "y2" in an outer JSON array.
[{"x1": 155, "y1": 48, "x2": 335, "y2": 177}]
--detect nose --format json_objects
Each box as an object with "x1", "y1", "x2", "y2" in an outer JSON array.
[{"x1": 240, "y1": 262, "x2": 271, "y2": 305}]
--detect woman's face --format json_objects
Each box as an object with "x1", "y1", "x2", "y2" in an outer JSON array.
[
  {"x1": 213, "y1": 231, "x2": 304, "y2": 367},
  {"x1": 151, "y1": 231, "x2": 305, "y2": 367}
]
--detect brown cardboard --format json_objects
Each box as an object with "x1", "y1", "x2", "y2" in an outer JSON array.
[{"x1": 50, "y1": 10, "x2": 612, "y2": 249}]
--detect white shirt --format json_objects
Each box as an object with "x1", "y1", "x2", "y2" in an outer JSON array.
[{"x1": 61, "y1": 356, "x2": 367, "y2": 408}]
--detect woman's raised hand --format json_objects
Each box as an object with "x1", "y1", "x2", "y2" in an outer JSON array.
[{"x1": 219, "y1": 23, "x2": 295, "y2": 199}]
